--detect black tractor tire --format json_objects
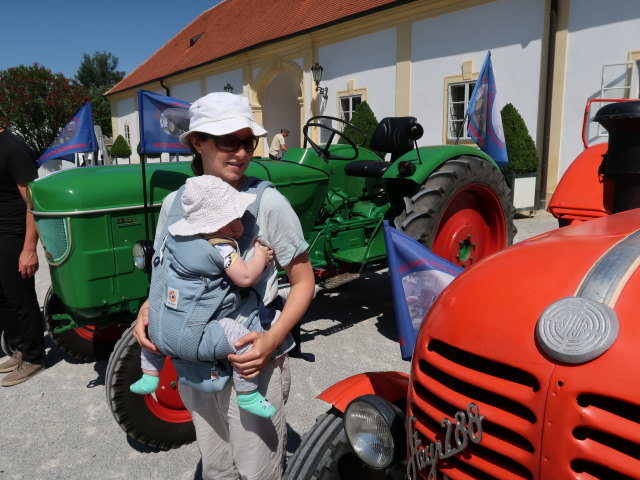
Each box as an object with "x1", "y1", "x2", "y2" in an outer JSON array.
[
  {"x1": 285, "y1": 409, "x2": 387, "y2": 480},
  {"x1": 105, "y1": 323, "x2": 195, "y2": 450},
  {"x1": 394, "y1": 156, "x2": 515, "y2": 268},
  {"x1": 44, "y1": 287, "x2": 121, "y2": 362}
]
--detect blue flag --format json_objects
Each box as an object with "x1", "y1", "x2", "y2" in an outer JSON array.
[
  {"x1": 37, "y1": 103, "x2": 95, "y2": 166},
  {"x1": 466, "y1": 51, "x2": 508, "y2": 168},
  {"x1": 138, "y1": 90, "x2": 191, "y2": 155},
  {"x1": 383, "y1": 221, "x2": 463, "y2": 360}
]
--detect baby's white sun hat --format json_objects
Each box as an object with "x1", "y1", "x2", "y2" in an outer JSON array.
[{"x1": 168, "y1": 175, "x2": 256, "y2": 236}]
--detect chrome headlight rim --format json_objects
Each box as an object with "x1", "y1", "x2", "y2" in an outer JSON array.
[
  {"x1": 133, "y1": 240, "x2": 154, "y2": 271},
  {"x1": 344, "y1": 394, "x2": 406, "y2": 469}
]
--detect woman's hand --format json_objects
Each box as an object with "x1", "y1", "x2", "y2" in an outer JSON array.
[
  {"x1": 133, "y1": 301, "x2": 160, "y2": 353},
  {"x1": 228, "y1": 330, "x2": 279, "y2": 378}
]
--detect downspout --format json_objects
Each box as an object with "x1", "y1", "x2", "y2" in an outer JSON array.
[
  {"x1": 538, "y1": 0, "x2": 558, "y2": 209},
  {"x1": 159, "y1": 78, "x2": 170, "y2": 96}
]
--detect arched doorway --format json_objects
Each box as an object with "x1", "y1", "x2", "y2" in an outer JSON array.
[{"x1": 261, "y1": 71, "x2": 301, "y2": 150}]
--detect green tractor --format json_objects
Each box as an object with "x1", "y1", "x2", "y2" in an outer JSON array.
[{"x1": 28, "y1": 115, "x2": 514, "y2": 448}]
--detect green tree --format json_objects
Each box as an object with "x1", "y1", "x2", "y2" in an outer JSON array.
[
  {"x1": 0, "y1": 63, "x2": 90, "y2": 155},
  {"x1": 111, "y1": 135, "x2": 132, "y2": 158},
  {"x1": 338, "y1": 101, "x2": 381, "y2": 156},
  {"x1": 501, "y1": 103, "x2": 539, "y2": 174},
  {"x1": 75, "y1": 52, "x2": 125, "y2": 138},
  {"x1": 75, "y1": 51, "x2": 125, "y2": 87}
]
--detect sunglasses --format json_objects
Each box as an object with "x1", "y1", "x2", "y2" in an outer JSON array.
[{"x1": 207, "y1": 134, "x2": 259, "y2": 153}]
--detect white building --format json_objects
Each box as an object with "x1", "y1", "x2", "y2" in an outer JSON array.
[{"x1": 106, "y1": 0, "x2": 640, "y2": 206}]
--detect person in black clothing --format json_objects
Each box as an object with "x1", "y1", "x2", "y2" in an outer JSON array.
[{"x1": 0, "y1": 127, "x2": 45, "y2": 386}]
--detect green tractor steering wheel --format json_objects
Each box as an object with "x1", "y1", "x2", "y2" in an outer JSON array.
[{"x1": 302, "y1": 115, "x2": 366, "y2": 162}]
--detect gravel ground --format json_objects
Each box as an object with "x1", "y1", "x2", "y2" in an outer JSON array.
[{"x1": 0, "y1": 210, "x2": 558, "y2": 480}]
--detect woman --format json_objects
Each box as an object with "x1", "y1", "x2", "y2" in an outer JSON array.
[{"x1": 133, "y1": 92, "x2": 315, "y2": 479}]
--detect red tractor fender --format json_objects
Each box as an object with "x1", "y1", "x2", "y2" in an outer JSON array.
[
  {"x1": 548, "y1": 143, "x2": 613, "y2": 225},
  {"x1": 316, "y1": 371, "x2": 409, "y2": 412}
]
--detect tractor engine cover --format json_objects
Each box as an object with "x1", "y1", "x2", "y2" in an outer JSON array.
[{"x1": 408, "y1": 209, "x2": 640, "y2": 479}]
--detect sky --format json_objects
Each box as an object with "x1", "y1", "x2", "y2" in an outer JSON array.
[{"x1": 2, "y1": 0, "x2": 222, "y2": 80}]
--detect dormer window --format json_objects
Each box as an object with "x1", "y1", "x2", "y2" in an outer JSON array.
[{"x1": 190, "y1": 33, "x2": 204, "y2": 47}]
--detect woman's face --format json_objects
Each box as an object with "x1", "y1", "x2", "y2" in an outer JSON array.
[{"x1": 190, "y1": 127, "x2": 254, "y2": 189}]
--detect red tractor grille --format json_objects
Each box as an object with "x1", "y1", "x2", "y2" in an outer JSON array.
[
  {"x1": 570, "y1": 394, "x2": 640, "y2": 479},
  {"x1": 409, "y1": 340, "x2": 542, "y2": 480}
]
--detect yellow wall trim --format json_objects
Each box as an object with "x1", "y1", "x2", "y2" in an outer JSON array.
[
  {"x1": 396, "y1": 18, "x2": 412, "y2": 116},
  {"x1": 544, "y1": 0, "x2": 571, "y2": 203}
]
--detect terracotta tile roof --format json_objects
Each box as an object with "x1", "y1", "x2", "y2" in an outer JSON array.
[{"x1": 107, "y1": 0, "x2": 410, "y2": 95}]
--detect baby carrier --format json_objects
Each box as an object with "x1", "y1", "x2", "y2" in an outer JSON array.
[{"x1": 147, "y1": 177, "x2": 274, "y2": 391}]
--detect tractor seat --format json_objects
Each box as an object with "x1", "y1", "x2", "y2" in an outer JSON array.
[
  {"x1": 344, "y1": 160, "x2": 392, "y2": 178},
  {"x1": 345, "y1": 117, "x2": 424, "y2": 178}
]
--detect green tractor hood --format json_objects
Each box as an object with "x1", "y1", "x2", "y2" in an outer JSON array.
[{"x1": 29, "y1": 160, "x2": 329, "y2": 324}]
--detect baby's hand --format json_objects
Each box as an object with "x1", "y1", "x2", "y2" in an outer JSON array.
[{"x1": 253, "y1": 241, "x2": 274, "y2": 266}]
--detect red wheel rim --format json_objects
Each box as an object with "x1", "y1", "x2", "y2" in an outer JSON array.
[
  {"x1": 143, "y1": 358, "x2": 192, "y2": 423},
  {"x1": 74, "y1": 324, "x2": 127, "y2": 342},
  {"x1": 431, "y1": 183, "x2": 507, "y2": 267}
]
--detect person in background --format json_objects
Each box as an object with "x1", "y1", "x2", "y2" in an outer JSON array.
[
  {"x1": 0, "y1": 127, "x2": 45, "y2": 387},
  {"x1": 269, "y1": 128, "x2": 289, "y2": 160}
]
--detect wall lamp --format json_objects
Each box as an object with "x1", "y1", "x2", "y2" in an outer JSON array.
[
  {"x1": 311, "y1": 62, "x2": 328, "y2": 100},
  {"x1": 223, "y1": 83, "x2": 234, "y2": 93}
]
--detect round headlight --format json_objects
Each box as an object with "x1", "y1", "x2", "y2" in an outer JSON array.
[
  {"x1": 133, "y1": 241, "x2": 154, "y2": 271},
  {"x1": 344, "y1": 394, "x2": 405, "y2": 469}
]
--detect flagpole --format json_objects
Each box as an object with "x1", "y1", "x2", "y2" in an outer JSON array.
[
  {"x1": 140, "y1": 153, "x2": 150, "y2": 242},
  {"x1": 454, "y1": 113, "x2": 468, "y2": 146}
]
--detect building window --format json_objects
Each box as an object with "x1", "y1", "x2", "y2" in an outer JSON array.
[
  {"x1": 340, "y1": 95, "x2": 363, "y2": 123},
  {"x1": 124, "y1": 124, "x2": 131, "y2": 146},
  {"x1": 588, "y1": 60, "x2": 639, "y2": 143},
  {"x1": 447, "y1": 81, "x2": 476, "y2": 141}
]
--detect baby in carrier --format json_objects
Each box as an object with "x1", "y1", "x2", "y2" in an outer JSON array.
[{"x1": 130, "y1": 175, "x2": 276, "y2": 418}]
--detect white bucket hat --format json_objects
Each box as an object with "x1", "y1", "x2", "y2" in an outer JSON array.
[
  {"x1": 168, "y1": 175, "x2": 257, "y2": 237},
  {"x1": 179, "y1": 92, "x2": 267, "y2": 150}
]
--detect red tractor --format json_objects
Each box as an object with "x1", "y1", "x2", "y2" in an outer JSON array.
[{"x1": 285, "y1": 101, "x2": 640, "y2": 479}]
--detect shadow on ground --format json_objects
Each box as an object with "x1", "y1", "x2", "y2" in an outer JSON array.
[{"x1": 300, "y1": 268, "x2": 397, "y2": 344}]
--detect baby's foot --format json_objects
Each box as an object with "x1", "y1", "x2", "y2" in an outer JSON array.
[
  {"x1": 130, "y1": 373, "x2": 160, "y2": 394},
  {"x1": 237, "y1": 391, "x2": 276, "y2": 418}
]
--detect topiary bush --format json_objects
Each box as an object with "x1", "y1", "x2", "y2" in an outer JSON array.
[
  {"x1": 501, "y1": 103, "x2": 539, "y2": 174},
  {"x1": 136, "y1": 143, "x2": 161, "y2": 159},
  {"x1": 110, "y1": 134, "x2": 131, "y2": 158},
  {"x1": 339, "y1": 101, "x2": 382, "y2": 156}
]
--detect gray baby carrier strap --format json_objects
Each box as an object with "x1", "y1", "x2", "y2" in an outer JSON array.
[{"x1": 236, "y1": 176, "x2": 274, "y2": 253}]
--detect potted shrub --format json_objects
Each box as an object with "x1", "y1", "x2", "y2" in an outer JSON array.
[
  {"x1": 137, "y1": 143, "x2": 162, "y2": 163},
  {"x1": 501, "y1": 103, "x2": 539, "y2": 213},
  {"x1": 110, "y1": 135, "x2": 132, "y2": 164},
  {"x1": 338, "y1": 101, "x2": 384, "y2": 157}
]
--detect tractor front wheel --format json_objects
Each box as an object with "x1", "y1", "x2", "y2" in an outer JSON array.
[
  {"x1": 105, "y1": 323, "x2": 195, "y2": 450},
  {"x1": 394, "y1": 156, "x2": 515, "y2": 268},
  {"x1": 285, "y1": 409, "x2": 389, "y2": 479},
  {"x1": 44, "y1": 287, "x2": 125, "y2": 362}
]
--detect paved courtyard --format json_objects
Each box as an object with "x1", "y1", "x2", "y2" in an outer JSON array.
[{"x1": 0, "y1": 211, "x2": 557, "y2": 480}]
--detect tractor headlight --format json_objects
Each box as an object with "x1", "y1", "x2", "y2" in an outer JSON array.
[
  {"x1": 344, "y1": 395, "x2": 405, "y2": 469},
  {"x1": 133, "y1": 240, "x2": 154, "y2": 271}
]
